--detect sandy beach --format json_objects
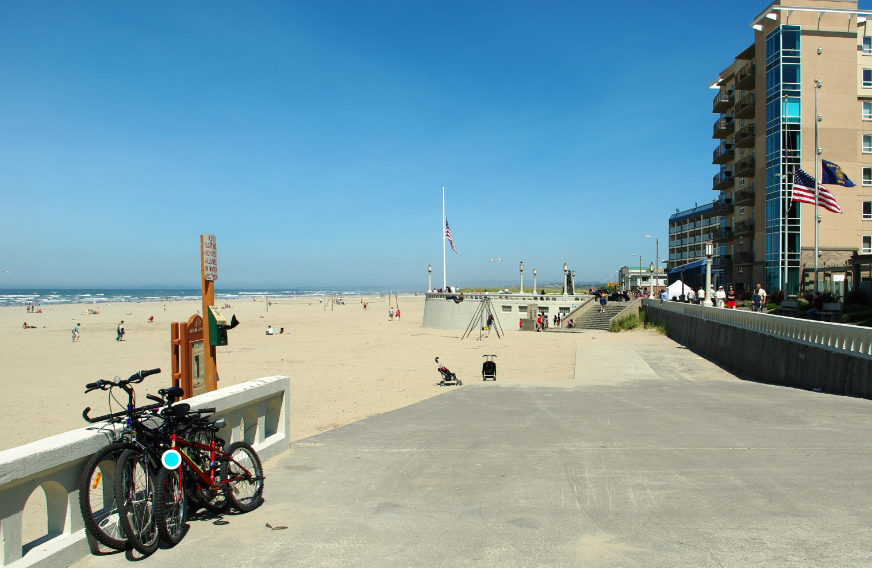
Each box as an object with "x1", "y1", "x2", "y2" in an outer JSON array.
[{"x1": 2, "y1": 294, "x2": 590, "y2": 451}]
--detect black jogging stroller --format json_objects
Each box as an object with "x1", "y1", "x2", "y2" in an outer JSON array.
[
  {"x1": 435, "y1": 357, "x2": 461, "y2": 387},
  {"x1": 482, "y1": 355, "x2": 497, "y2": 381}
]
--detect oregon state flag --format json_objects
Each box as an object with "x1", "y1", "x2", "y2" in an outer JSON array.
[{"x1": 820, "y1": 160, "x2": 855, "y2": 187}]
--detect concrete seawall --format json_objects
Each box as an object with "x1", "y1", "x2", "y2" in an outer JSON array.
[
  {"x1": 645, "y1": 303, "x2": 872, "y2": 398},
  {"x1": 422, "y1": 293, "x2": 589, "y2": 330}
]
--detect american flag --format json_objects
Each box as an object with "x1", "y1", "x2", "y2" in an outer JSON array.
[
  {"x1": 791, "y1": 168, "x2": 842, "y2": 214},
  {"x1": 445, "y1": 219, "x2": 457, "y2": 253}
]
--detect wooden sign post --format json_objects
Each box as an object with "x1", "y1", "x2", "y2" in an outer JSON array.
[
  {"x1": 171, "y1": 314, "x2": 206, "y2": 398},
  {"x1": 201, "y1": 234, "x2": 218, "y2": 392}
]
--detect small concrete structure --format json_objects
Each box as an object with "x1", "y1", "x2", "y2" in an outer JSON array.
[
  {"x1": 0, "y1": 376, "x2": 290, "y2": 568},
  {"x1": 423, "y1": 293, "x2": 591, "y2": 330}
]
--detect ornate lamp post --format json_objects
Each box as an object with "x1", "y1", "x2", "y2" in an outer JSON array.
[
  {"x1": 563, "y1": 263, "x2": 568, "y2": 295},
  {"x1": 705, "y1": 241, "x2": 714, "y2": 306},
  {"x1": 519, "y1": 261, "x2": 524, "y2": 294},
  {"x1": 649, "y1": 262, "x2": 655, "y2": 297},
  {"x1": 571, "y1": 270, "x2": 576, "y2": 295},
  {"x1": 533, "y1": 268, "x2": 537, "y2": 296},
  {"x1": 428, "y1": 264, "x2": 432, "y2": 292}
]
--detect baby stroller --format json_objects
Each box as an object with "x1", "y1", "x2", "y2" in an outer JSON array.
[
  {"x1": 482, "y1": 355, "x2": 497, "y2": 381},
  {"x1": 435, "y1": 357, "x2": 461, "y2": 387}
]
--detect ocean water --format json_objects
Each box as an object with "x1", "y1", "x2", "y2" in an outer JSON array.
[{"x1": 0, "y1": 288, "x2": 397, "y2": 306}]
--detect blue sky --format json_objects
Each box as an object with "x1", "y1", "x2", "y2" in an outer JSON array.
[{"x1": 3, "y1": 1, "x2": 867, "y2": 289}]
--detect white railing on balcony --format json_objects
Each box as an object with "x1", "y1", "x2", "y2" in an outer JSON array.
[
  {"x1": 643, "y1": 300, "x2": 872, "y2": 357},
  {"x1": 0, "y1": 376, "x2": 290, "y2": 568}
]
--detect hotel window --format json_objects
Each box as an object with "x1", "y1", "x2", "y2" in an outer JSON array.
[
  {"x1": 864, "y1": 168, "x2": 872, "y2": 186},
  {"x1": 864, "y1": 201, "x2": 872, "y2": 220},
  {"x1": 864, "y1": 36, "x2": 872, "y2": 55},
  {"x1": 502, "y1": 305, "x2": 512, "y2": 313},
  {"x1": 864, "y1": 101, "x2": 872, "y2": 120},
  {"x1": 740, "y1": 178, "x2": 745, "y2": 186},
  {"x1": 864, "y1": 135, "x2": 872, "y2": 153},
  {"x1": 863, "y1": 236, "x2": 872, "y2": 254},
  {"x1": 739, "y1": 206, "x2": 746, "y2": 215},
  {"x1": 739, "y1": 237, "x2": 744, "y2": 245},
  {"x1": 865, "y1": 69, "x2": 872, "y2": 88},
  {"x1": 738, "y1": 266, "x2": 744, "y2": 273}
]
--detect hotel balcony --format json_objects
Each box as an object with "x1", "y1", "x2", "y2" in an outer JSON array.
[
  {"x1": 734, "y1": 220, "x2": 755, "y2": 236},
  {"x1": 736, "y1": 61, "x2": 756, "y2": 90},
  {"x1": 712, "y1": 226, "x2": 734, "y2": 242},
  {"x1": 713, "y1": 142, "x2": 735, "y2": 165},
  {"x1": 735, "y1": 92, "x2": 756, "y2": 119},
  {"x1": 734, "y1": 186, "x2": 755, "y2": 205},
  {"x1": 735, "y1": 155, "x2": 756, "y2": 177},
  {"x1": 715, "y1": 255, "x2": 733, "y2": 268},
  {"x1": 712, "y1": 198, "x2": 734, "y2": 215},
  {"x1": 734, "y1": 123, "x2": 756, "y2": 148},
  {"x1": 734, "y1": 251, "x2": 755, "y2": 265},
  {"x1": 713, "y1": 89, "x2": 734, "y2": 113},
  {"x1": 713, "y1": 116, "x2": 734, "y2": 139},
  {"x1": 713, "y1": 170, "x2": 734, "y2": 191}
]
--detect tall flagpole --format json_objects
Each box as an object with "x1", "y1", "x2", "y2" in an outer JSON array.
[
  {"x1": 813, "y1": 80, "x2": 821, "y2": 293},
  {"x1": 442, "y1": 186, "x2": 446, "y2": 290}
]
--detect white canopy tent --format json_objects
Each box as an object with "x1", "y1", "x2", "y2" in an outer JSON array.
[{"x1": 666, "y1": 280, "x2": 694, "y2": 300}]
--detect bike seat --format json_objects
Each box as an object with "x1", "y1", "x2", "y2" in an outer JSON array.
[
  {"x1": 164, "y1": 403, "x2": 191, "y2": 417},
  {"x1": 208, "y1": 418, "x2": 226, "y2": 430},
  {"x1": 158, "y1": 386, "x2": 184, "y2": 400}
]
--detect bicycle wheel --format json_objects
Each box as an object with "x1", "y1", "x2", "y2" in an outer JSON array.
[
  {"x1": 155, "y1": 467, "x2": 187, "y2": 546},
  {"x1": 115, "y1": 449, "x2": 159, "y2": 554},
  {"x1": 78, "y1": 442, "x2": 127, "y2": 550},
  {"x1": 220, "y1": 442, "x2": 264, "y2": 513},
  {"x1": 186, "y1": 428, "x2": 230, "y2": 514}
]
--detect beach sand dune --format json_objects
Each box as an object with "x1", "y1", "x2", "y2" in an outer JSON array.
[{"x1": 2, "y1": 295, "x2": 583, "y2": 451}]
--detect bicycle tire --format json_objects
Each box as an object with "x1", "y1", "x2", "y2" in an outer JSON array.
[
  {"x1": 220, "y1": 442, "x2": 264, "y2": 513},
  {"x1": 186, "y1": 428, "x2": 230, "y2": 514},
  {"x1": 155, "y1": 467, "x2": 187, "y2": 546},
  {"x1": 115, "y1": 449, "x2": 160, "y2": 554},
  {"x1": 78, "y1": 442, "x2": 128, "y2": 550}
]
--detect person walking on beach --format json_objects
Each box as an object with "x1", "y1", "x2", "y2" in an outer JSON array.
[
  {"x1": 389, "y1": 307, "x2": 394, "y2": 321},
  {"x1": 519, "y1": 318, "x2": 523, "y2": 331},
  {"x1": 395, "y1": 309, "x2": 401, "y2": 321},
  {"x1": 72, "y1": 323, "x2": 80, "y2": 342},
  {"x1": 116, "y1": 321, "x2": 125, "y2": 341}
]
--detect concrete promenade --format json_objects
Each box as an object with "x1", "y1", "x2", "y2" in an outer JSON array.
[{"x1": 75, "y1": 331, "x2": 872, "y2": 568}]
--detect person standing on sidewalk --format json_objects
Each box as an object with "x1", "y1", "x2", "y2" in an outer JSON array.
[
  {"x1": 753, "y1": 283, "x2": 767, "y2": 312},
  {"x1": 726, "y1": 285, "x2": 737, "y2": 309},
  {"x1": 599, "y1": 292, "x2": 607, "y2": 313},
  {"x1": 697, "y1": 287, "x2": 706, "y2": 306},
  {"x1": 715, "y1": 286, "x2": 726, "y2": 308},
  {"x1": 660, "y1": 289, "x2": 668, "y2": 305}
]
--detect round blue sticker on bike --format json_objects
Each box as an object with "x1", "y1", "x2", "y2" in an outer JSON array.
[{"x1": 161, "y1": 449, "x2": 182, "y2": 470}]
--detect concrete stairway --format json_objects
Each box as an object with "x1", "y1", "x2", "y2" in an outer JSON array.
[{"x1": 571, "y1": 303, "x2": 630, "y2": 330}]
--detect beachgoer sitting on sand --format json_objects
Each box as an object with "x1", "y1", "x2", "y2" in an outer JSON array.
[
  {"x1": 266, "y1": 326, "x2": 274, "y2": 335},
  {"x1": 148, "y1": 316, "x2": 154, "y2": 323},
  {"x1": 279, "y1": 327, "x2": 284, "y2": 334}
]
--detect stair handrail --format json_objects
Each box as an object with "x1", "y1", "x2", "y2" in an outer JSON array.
[
  {"x1": 559, "y1": 295, "x2": 597, "y2": 327},
  {"x1": 607, "y1": 298, "x2": 643, "y2": 330}
]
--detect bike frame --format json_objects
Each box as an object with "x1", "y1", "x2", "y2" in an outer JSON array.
[{"x1": 170, "y1": 432, "x2": 253, "y2": 488}]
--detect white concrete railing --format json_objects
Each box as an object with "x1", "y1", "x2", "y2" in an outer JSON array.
[
  {"x1": 425, "y1": 293, "x2": 589, "y2": 302},
  {"x1": 0, "y1": 376, "x2": 290, "y2": 568},
  {"x1": 643, "y1": 300, "x2": 872, "y2": 358}
]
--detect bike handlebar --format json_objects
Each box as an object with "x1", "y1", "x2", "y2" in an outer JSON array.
[{"x1": 82, "y1": 401, "x2": 163, "y2": 424}]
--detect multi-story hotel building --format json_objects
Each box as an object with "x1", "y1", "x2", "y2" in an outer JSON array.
[
  {"x1": 667, "y1": 202, "x2": 725, "y2": 289},
  {"x1": 708, "y1": 0, "x2": 872, "y2": 294}
]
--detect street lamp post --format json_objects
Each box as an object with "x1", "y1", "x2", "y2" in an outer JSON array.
[
  {"x1": 649, "y1": 263, "x2": 654, "y2": 297},
  {"x1": 563, "y1": 263, "x2": 568, "y2": 295},
  {"x1": 571, "y1": 270, "x2": 576, "y2": 295},
  {"x1": 519, "y1": 262, "x2": 524, "y2": 294},
  {"x1": 428, "y1": 264, "x2": 432, "y2": 292},
  {"x1": 705, "y1": 242, "x2": 713, "y2": 306},
  {"x1": 631, "y1": 254, "x2": 642, "y2": 293},
  {"x1": 644, "y1": 235, "x2": 659, "y2": 296},
  {"x1": 533, "y1": 268, "x2": 537, "y2": 296}
]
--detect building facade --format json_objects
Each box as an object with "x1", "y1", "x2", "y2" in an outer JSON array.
[
  {"x1": 618, "y1": 267, "x2": 668, "y2": 292},
  {"x1": 709, "y1": 0, "x2": 872, "y2": 294},
  {"x1": 667, "y1": 202, "x2": 726, "y2": 288}
]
